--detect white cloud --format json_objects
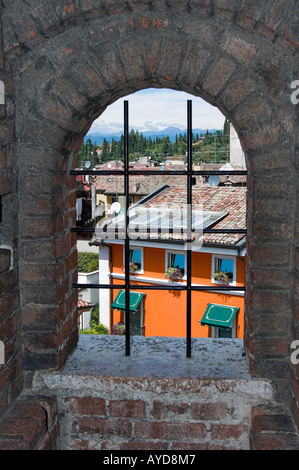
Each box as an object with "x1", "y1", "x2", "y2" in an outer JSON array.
[{"x1": 90, "y1": 88, "x2": 225, "y2": 134}]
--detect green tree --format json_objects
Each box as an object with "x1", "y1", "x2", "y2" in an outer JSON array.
[{"x1": 102, "y1": 138, "x2": 109, "y2": 162}]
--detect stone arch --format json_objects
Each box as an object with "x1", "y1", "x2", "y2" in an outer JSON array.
[{"x1": 6, "y1": 1, "x2": 296, "y2": 384}]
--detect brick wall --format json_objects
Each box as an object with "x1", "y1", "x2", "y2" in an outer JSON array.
[
  {"x1": 0, "y1": 2, "x2": 23, "y2": 420},
  {"x1": 7, "y1": 0, "x2": 296, "y2": 383},
  {"x1": 289, "y1": 45, "x2": 299, "y2": 438},
  {"x1": 45, "y1": 373, "x2": 274, "y2": 451},
  {"x1": 0, "y1": 394, "x2": 58, "y2": 450},
  {"x1": 35, "y1": 336, "x2": 298, "y2": 450},
  {"x1": 68, "y1": 397, "x2": 245, "y2": 450},
  {"x1": 0, "y1": 0, "x2": 299, "y2": 450}
]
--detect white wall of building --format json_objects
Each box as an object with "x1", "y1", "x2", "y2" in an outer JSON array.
[
  {"x1": 99, "y1": 245, "x2": 110, "y2": 329},
  {"x1": 230, "y1": 124, "x2": 246, "y2": 169}
]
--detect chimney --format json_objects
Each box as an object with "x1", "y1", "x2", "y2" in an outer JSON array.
[{"x1": 230, "y1": 124, "x2": 246, "y2": 169}]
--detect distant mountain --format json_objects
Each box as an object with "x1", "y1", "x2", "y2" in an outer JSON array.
[{"x1": 85, "y1": 127, "x2": 219, "y2": 145}]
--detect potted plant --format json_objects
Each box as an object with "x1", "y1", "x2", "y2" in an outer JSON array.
[
  {"x1": 122, "y1": 262, "x2": 141, "y2": 273},
  {"x1": 165, "y1": 265, "x2": 184, "y2": 282},
  {"x1": 111, "y1": 322, "x2": 126, "y2": 335},
  {"x1": 129, "y1": 261, "x2": 140, "y2": 273},
  {"x1": 212, "y1": 271, "x2": 230, "y2": 286}
]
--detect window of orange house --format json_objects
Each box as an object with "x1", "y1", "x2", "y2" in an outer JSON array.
[
  {"x1": 165, "y1": 250, "x2": 186, "y2": 280},
  {"x1": 123, "y1": 246, "x2": 144, "y2": 274},
  {"x1": 211, "y1": 254, "x2": 236, "y2": 286}
]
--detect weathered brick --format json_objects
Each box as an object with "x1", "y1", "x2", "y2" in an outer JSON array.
[
  {"x1": 0, "y1": 416, "x2": 45, "y2": 450},
  {"x1": 250, "y1": 405, "x2": 299, "y2": 450},
  {"x1": 152, "y1": 401, "x2": 189, "y2": 420},
  {"x1": 22, "y1": 305, "x2": 61, "y2": 330},
  {"x1": 22, "y1": 330, "x2": 59, "y2": 351},
  {"x1": 191, "y1": 402, "x2": 227, "y2": 421},
  {"x1": 134, "y1": 421, "x2": 206, "y2": 440},
  {"x1": 0, "y1": 437, "x2": 28, "y2": 450},
  {"x1": 110, "y1": 399, "x2": 146, "y2": 418},
  {"x1": 19, "y1": 263, "x2": 56, "y2": 286},
  {"x1": 20, "y1": 240, "x2": 55, "y2": 262},
  {"x1": 0, "y1": 394, "x2": 58, "y2": 450},
  {"x1": 251, "y1": 432, "x2": 299, "y2": 450},
  {"x1": 55, "y1": 233, "x2": 73, "y2": 259},
  {"x1": 1, "y1": 0, "x2": 299, "y2": 449},
  {"x1": 248, "y1": 290, "x2": 290, "y2": 315},
  {"x1": 0, "y1": 249, "x2": 10, "y2": 274},
  {"x1": 0, "y1": 312, "x2": 21, "y2": 342},
  {"x1": 202, "y1": 56, "x2": 236, "y2": 97},
  {"x1": 211, "y1": 423, "x2": 249, "y2": 441},
  {"x1": 70, "y1": 397, "x2": 106, "y2": 416},
  {"x1": 74, "y1": 417, "x2": 132, "y2": 438},
  {"x1": 223, "y1": 35, "x2": 256, "y2": 64},
  {"x1": 119, "y1": 440, "x2": 168, "y2": 450}
]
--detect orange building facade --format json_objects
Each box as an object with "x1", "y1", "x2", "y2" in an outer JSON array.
[
  {"x1": 93, "y1": 184, "x2": 247, "y2": 340},
  {"x1": 109, "y1": 242, "x2": 245, "y2": 339}
]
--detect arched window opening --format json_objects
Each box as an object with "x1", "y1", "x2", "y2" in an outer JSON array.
[{"x1": 72, "y1": 88, "x2": 247, "y2": 360}]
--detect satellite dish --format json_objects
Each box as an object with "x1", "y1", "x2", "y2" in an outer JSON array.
[
  {"x1": 110, "y1": 202, "x2": 121, "y2": 214},
  {"x1": 85, "y1": 161, "x2": 91, "y2": 169},
  {"x1": 208, "y1": 175, "x2": 220, "y2": 187}
]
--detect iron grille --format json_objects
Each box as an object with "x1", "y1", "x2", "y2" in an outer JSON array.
[{"x1": 71, "y1": 100, "x2": 247, "y2": 357}]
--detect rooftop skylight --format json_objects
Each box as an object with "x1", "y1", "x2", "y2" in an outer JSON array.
[{"x1": 100, "y1": 206, "x2": 228, "y2": 242}]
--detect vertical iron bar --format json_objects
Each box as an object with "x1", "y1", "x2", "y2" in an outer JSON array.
[
  {"x1": 124, "y1": 101, "x2": 130, "y2": 356},
  {"x1": 186, "y1": 100, "x2": 192, "y2": 358}
]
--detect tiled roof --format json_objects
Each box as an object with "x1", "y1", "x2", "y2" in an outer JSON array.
[
  {"x1": 200, "y1": 163, "x2": 247, "y2": 186},
  {"x1": 142, "y1": 185, "x2": 247, "y2": 246},
  {"x1": 93, "y1": 174, "x2": 187, "y2": 195},
  {"x1": 93, "y1": 162, "x2": 246, "y2": 195},
  {"x1": 77, "y1": 300, "x2": 94, "y2": 310},
  {"x1": 90, "y1": 185, "x2": 246, "y2": 248}
]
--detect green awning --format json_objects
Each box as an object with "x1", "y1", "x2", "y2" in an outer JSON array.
[
  {"x1": 111, "y1": 290, "x2": 144, "y2": 313},
  {"x1": 200, "y1": 303, "x2": 239, "y2": 329}
]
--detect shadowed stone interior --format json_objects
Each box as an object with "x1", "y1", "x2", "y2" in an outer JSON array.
[{"x1": 59, "y1": 336, "x2": 250, "y2": 380}]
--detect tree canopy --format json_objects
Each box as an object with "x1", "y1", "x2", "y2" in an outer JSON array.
[{"x1": 77, "y1": 120, "x2": 230, "y2": 168}]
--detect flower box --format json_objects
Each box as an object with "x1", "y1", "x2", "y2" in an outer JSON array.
[
  {"x1": 165, "y1": 266, "x2": 184, "y2": 282},
  {"x1": 212, "y1": 271, "x2": 230, "y2": 286},
  {"x1": 122, "y1": 262, "x2": 141, "y2": 273}
]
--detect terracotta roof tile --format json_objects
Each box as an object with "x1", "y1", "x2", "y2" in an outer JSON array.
[
  {"x1": 77, "y1": 300, "x2": 94, "y2": 310},
  {"x1": 143, "y1": 185, "x2": 247, "y2": 246}
]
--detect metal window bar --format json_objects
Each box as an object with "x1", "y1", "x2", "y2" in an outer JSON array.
[
  {"x1": 186, "y1": 100, "x2": 192, "y2": 358},
  {"x1": 124, "y1": 101, "x2": 130, "y2": 356},
  {"x1": 72, "y1": 100, "x2": 247, "y2": 358}
]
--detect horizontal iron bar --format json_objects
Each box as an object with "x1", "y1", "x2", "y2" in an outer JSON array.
[
  {"x1": 73, "y1": 283, "x2": 245, "y2": 291},
  {"x1": 71, "y1": 227, "x2": 247, "y2": 234},
  {"x1": 204, "y1": 229, "x2": 247, "y2": 233},
  {"x1": 71, "y1": 170, "x2": 247, "y2": 176}
]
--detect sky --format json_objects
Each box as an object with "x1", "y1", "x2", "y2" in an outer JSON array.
[{"x1": 90, "y1": 88, "x2": 226, "y2": 135}]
